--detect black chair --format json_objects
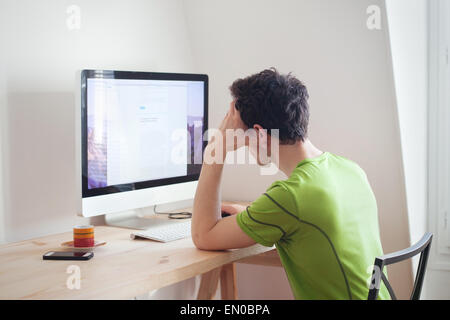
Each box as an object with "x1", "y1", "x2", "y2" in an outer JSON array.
[{"x1": 368, "y1": 232, "x2": 433, "y2": 300}]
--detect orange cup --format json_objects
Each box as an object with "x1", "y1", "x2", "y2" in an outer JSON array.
[{"x1": 73, "y1": 225, "x2": 94, "y2": 247}]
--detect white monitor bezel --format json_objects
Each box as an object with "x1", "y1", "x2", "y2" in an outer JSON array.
[{"x1": 76, "y1": 70, "x2": 208, "y2": 218}]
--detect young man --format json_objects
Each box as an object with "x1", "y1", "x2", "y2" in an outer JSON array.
[{"x1": 191, "y1": 68, "x2": 389, "y2": 300}]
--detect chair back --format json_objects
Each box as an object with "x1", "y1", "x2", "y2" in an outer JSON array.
[{"x1": 368, "y1": 232, "x2": 433, "y2": 300}]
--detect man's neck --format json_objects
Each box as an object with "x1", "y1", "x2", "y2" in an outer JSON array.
[{"x1": 277, "y1": 139, "x2": 323, "y2": 176}]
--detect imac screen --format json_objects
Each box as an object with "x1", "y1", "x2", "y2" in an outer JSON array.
[{"x1": 84, "y1": 74, "x2": 206, "y2": 193}]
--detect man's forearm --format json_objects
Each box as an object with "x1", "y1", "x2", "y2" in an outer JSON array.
[{"x1": 192, "y1": 143, "x2": 226, "y2": 245}]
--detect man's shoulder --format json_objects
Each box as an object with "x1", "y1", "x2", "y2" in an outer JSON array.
[
  {"x1": 266, "y1": 167, "x2": 313, "y2": 195},
  {"x1": 327, "y1": 152, "x2": 364, "y2": 168},
  {"x1": 262, "y1": 153, "x2": 368, "y2": 199},
  {"x1": 269, "y1": 153, "x2": 368, "y2": 193},
  {"x1": 253, "y1": 180, "x2": 297, "y2": 213}
]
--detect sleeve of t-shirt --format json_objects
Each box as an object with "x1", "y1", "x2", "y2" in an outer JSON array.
[{"x1": 236, "y1": 181, "x2": 299, "y2": 247}]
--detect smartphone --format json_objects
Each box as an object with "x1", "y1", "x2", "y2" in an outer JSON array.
[{"x1": 43, "y1": 251, "x2": 94, "y2": 261}]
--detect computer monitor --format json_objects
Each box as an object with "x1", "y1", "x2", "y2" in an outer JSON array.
[{"x1": 76, "y1": 70, "x2": 208, "y2": 228}]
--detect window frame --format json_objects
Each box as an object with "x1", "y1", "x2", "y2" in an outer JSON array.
[{"x1": 428, "y1": 0, "x2": 450, "y2": 270}]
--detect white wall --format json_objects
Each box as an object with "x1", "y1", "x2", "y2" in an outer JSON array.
[
  {"x1": 1, "y1": 0, "x2": 416, "y2": 300},
  {"x1": 0, "y1": 95, "x2": 5, "y2": 245},
  {"x1": 0, "y1": 33, "x2": 5, "y2": 244},
  {"x1": 1, "y1": 0, "x2": 195, "y2": 240},
  {"x1": 386, "y1": 0, "x2": 428, "y2": 257},
  {"x1": 425, "y1": 0, "x2": 450, "y2": 300},
  {"x1": 0, "y1": 0, "x2": 199, "y2": 299},
  {"x1": 385, "y1": 0, "x2": 429, "y2": 297},
  {"x1": 425, "y1": 270, "x2": 450, "y2": 299},
  {"x1": 386, "y1": 1, "x2": 450, "y2": 300},
  {"x1": 184, "y1": 0, "x2": 413, "y2": 299},
  {"x1": 0, "y1": 1, "x2": 8, "y2": 245}
]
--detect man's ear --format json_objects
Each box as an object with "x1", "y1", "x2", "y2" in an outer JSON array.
[
  {"x1": 253, "y1": 124, "x2": 271, "y2": 164},
  {"x1": 253, "y1": 124, "x2": 267, "y2": 144},
  {"x1": 253, "y1": 124, "x2": 264, "y2": 132}
]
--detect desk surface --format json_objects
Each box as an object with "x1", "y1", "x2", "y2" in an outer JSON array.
[{"x1": 0, "y1": 219, "x2": 273, "y2": 299}]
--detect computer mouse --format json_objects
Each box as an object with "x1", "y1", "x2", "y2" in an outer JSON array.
[{"x1": 221, "y1": 211, "x2": 231, "y2": 218}]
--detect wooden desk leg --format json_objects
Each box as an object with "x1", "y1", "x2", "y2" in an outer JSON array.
[
  {"x1": 197, "y1": 267, "x2": 221, "y2": 300},
  {"x1": 237, "y1": 249, "x2": 282, "y2": 267},
  {"x1": 220, "y1": 263, "x2": 237, "y2": 300}
]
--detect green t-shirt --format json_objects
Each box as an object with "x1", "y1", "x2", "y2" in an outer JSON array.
[{"x1": 236, "y1": 152, "x2": 389, "y2": 300}]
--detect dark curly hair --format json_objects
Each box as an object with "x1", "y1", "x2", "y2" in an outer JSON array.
[{"x1": 230, "y1": 68, "x2": 310, "y2": 145}]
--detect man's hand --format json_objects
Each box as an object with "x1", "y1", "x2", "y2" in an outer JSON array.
[
  {"x1": 221, "y1": 203, "x2": 247, "y2": 215},
  {"x1": 192, "y1": 101, "x2": 256, "y2": 251},
  {"x1": 219, "y1": 101, "x2": 247, "y2": 133},
  {"x1": 213, "y1": 101, "x2": 248, "y2": 152}
]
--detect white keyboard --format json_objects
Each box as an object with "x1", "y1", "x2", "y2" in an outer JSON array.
[{"x1": 130, "y1": 220, "x2": 191, "y2": 243}]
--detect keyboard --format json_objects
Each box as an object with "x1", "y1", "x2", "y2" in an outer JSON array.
[{"x1": 130, "y1": 220, "x2": 191, "y2": 243}]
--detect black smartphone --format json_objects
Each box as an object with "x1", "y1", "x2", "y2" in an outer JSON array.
[{"x1": 43, "y1": 251, "x2": 94, "y2": 261}]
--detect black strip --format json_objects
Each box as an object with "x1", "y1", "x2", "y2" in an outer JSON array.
[
  {"x1": 263, "y1": 193, "x2": 353, "y2": 300},
  {"x1": 246, "y1": 207, "x2": 286, "y2": 238}
]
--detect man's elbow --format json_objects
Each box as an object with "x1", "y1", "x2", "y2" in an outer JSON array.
[
  {"x1": 192, "y1": 232, "x2": 208, "y2": 250},
  {"x1": 192, "y1": 232, "x2": 215, "y2": 251}
]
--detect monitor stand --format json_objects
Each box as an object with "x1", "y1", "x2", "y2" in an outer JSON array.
[{"x1": 104, "y1": 200, "x2": 192, "y2": 230}]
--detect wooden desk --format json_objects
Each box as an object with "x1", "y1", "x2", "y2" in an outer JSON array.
[{"x1": 0, "y1": 222, "x2": 279, "y2": 299}]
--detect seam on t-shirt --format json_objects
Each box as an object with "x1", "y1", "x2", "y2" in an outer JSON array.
[
  {"x1": 238, "y1": 214, "x2": 272, "y2": 247},
  {"x1": 246, "y1": 206, "x2": 286, "y2": 239},
  {"x1": 263, "y1": 192, "x2": 353, "y2": 300}
]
